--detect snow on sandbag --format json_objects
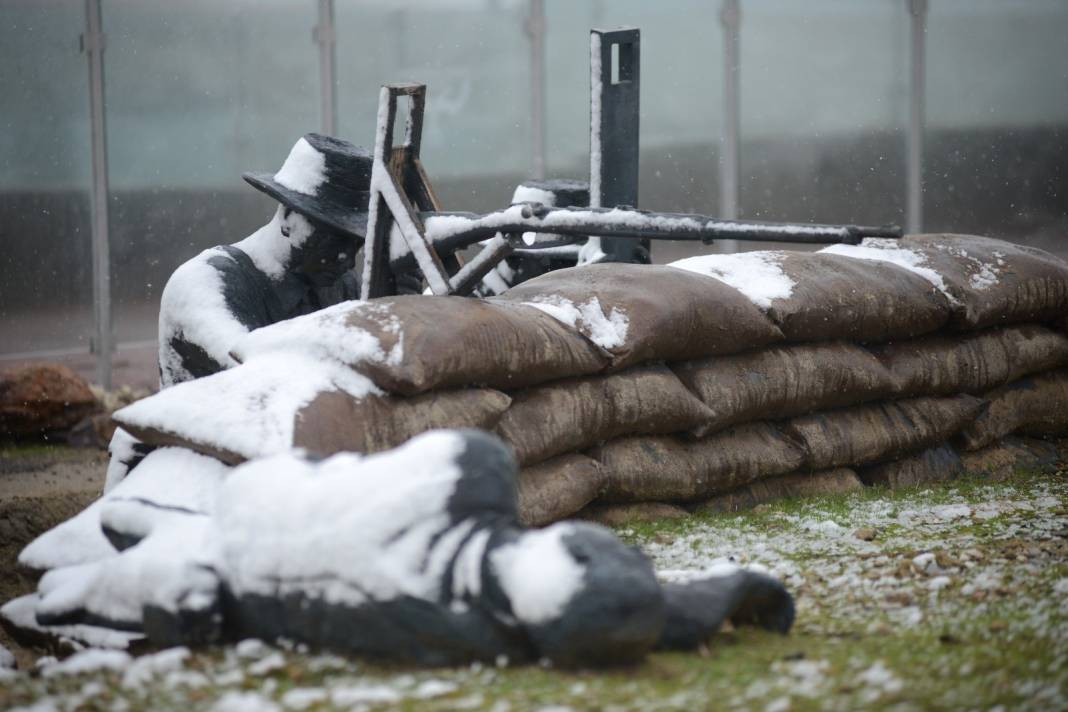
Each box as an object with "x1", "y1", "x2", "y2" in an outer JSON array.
[
  {"x1": 231, "y1": 296, "x2": 609, "y2": 395},
  {"x1": 694, "y1": 468, "x2": 862, "y2": 514},
  {"x1": 672, "y1": 342, "x2": 895, "y2": 434},
  {"x1": 871, "y1": 324, "x2": 1068, "y2": 398},
  {"x1": 824, "y1": 234, "x2": 1068, "y2": 330},
  {"x1": 18, "y1": 447, "x2": 227, "y2": 572},
  {"x1": 293, "y1": 388, "x2": 511, "y2": 458},
  {"x1": 784, "y1": 395, "x2": 984, "y2": 471},
  {"x1": 517, "y1": 454, "x2": 606, "y2": 527},
  {"x1": 496, "y1": 365, "x2": 715, "y2": 467},
  {"x1": 114, "y1": 353, "x2": 379, "y2": 464},
  {"x1": 496, "y1": 263, "x2": 783, "y2": 369},
  {"x1": 958, "y1": 436, "x2": 1063, "y2": 480},
  {"x1": 579, "y1": 502, "x2": 691, "y2": 526},
  {"x1": 672, "y1": 251, "x2": 951, "y2": 343},
  {"x1": 593, "y1": 424, "x2": 804, "y2": 503},
  {"x1": 857, "y1": 444, "x2": 963, "y2": 489},
  {"x1": 957, "y1": 370, "x2": 1068, "y2": 451}
]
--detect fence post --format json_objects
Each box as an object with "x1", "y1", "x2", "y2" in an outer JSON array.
[
  {"x1": 719, "y1": 0, "x2": 741, "y2": 252},
  {"x1": 83, "y1": 0, "x2": 112, "y2": 388},
  {"x1": 315, "y1": 0, "x2": 337, "y2": 136},
  {"x1": 907, "y1": 0, "x2": 927, "y2": 235},
  {"x1": 527, "y1": 0, "x2": 547, "y2": 180}
]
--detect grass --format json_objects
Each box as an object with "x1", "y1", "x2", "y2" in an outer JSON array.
[{"x1": 2, "y1": 468, "x2": 1066, "y2": 711}]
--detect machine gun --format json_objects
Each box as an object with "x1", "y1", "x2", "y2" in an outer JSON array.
[{"x1": 360, "y1": 29, "x2": 900, "y2": 299}]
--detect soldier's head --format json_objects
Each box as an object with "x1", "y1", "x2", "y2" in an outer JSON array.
[
  {"x1": 277, "y1": 207, "x2": 357, "y2": 287},
  {"x1": 489, "y1": 520, "x2": 666, "y2": 667},
  {"x1": 244, "y1": 133, "x2": 372, "y2": 286}
]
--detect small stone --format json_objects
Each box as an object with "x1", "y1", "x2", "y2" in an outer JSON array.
[
  {"x1": 854, "y1": 527, "x2": 877, "y2": 541},
  {"x1": 884, "y1": 591, "x2": 913, "y2": 606},
  {"x1": 989, "y1": 620, "x2": 1008, "y2": 632},
  {"x1": 652, "y1": 532, "x2": 675, "y2": 545}
]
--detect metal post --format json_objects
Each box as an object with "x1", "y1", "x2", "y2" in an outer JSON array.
[
  {"x1": 719, "y1": 0, "x2": 741, "y2": 253},
  {"x1": 907, "y1": 0, "x2": 927, "y2": 235},
  {"x1": 526, "y1": 0, "x2": 547, "y2": 180},
  {"x1": 315, "y1": 0, "x2": 337, "y2": 136},
  {"x1": 590, "y1": 27, "x2": 647, "y2": 263},
  {"x1": 83, "y1": 0, "x2": 111, "y2": 388}
]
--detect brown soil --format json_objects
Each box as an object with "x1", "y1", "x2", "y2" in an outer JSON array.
[{"x1": 0, "y1": 445, "x2": 105, "y2": 669}]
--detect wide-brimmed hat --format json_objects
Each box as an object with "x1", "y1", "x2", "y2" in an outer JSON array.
[{"x1": 243, "y1": 133, "x2": 372, "y2": 239}]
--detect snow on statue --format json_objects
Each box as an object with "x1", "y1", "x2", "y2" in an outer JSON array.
[
  {"x1": 158, "y1": 133, "x2": 370, "y2": 387},
  {"x1": 105, "y1": 134, "x2": 371, "y2": 489},
  {"x1": 6, "y1": 430, "x2": 794, "y2": 666}
]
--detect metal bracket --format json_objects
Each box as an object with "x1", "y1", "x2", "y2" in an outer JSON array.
[
  {"x1": 590, "y1": 27, "x2": 647, "y2": 263},
  {"x1": 360, "y1": 84, "x2": 506, "y2": 298}
]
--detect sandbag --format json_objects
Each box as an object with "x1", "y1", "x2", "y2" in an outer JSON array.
[
  {"x1": 673, "y1": 342, "x2": 895, "y2": 433},
  {"x1": 695, "y1": 468, "x2": 862, "y2": 513},
  {"x1": 858, "y1": 444, "x2": 963, "y2": 488},
  {"x1": 872, "y1": 324, "x2": 1068, "y2": 397},
  {"x1": 673, "y1": 251, "x2": 950, "y2": 343},
  {"x1": 516, "y1": 454, "x2": 606, "y2": 527},
  {"x1": 232, "y1": 296, "x2": 610, "y2": 395},
  {"x1": 957, "y1": 370, "x2": 1068, "y2": 451},
  {"x1": 784, "y1": 395, "x2": 984, "y2": 471},
  {"x1": 594, "y1": 424, "x2": 804, "y2": 503},
  {"x1": 294, "y1": 388, "x2": 512, "y2": 458},
  {"x1": 496, "y1": 263, "x2": 783, "y2": 369},
  {"x1": 898, "y1": 234, "x2": 1068, "y2": 330},
  {"x1": 497, "y1": 365, "x2": 715, "y2": 466},
  {"x1": 958, "y1": 436, "x2": 1063, "y2": 480},
  {"x1": 579, "y1": 502, "x2": 690, "y2": 526},
  {"x1": 114, "y1": 353, "x2": 510, "y2": 464}
]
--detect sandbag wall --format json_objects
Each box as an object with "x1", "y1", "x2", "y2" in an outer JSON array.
[{"x1": 113, "y1": 234, "x2": 1068, "y2": 526}]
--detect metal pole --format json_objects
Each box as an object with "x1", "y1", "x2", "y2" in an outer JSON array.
[
  {"x1": 527, "y1": 0, "x2": 547, "y2": 180},
  {"x1": 83, "y1": 0, "x2": 112, "y2": 388},
  {"x1": 315, "y1": 0, "x2": 337, "y2": 135},
  {"x1": 719, "y1": 0, "x2": 741, "y2": 252},
  {"x1": 907, "y1": 0, "x2": 927, "y2": 235}
]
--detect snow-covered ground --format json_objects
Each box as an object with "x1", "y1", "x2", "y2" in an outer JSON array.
[{"x1": 3, "y1": 471, "x2": 1066, "y2": 711}]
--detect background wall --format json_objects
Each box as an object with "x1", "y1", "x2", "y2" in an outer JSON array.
[{"x1": 1, "y1": 0, "x2": 1066, "y2": 357}]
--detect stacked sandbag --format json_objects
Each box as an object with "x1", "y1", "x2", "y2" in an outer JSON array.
[{"x1": 107, "y1": 234, "x2": 1068, "y2": 528}]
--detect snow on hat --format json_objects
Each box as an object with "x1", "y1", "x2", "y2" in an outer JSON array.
[{"x1": 243, "y1": 133, "x2": 372, "y2": 239}]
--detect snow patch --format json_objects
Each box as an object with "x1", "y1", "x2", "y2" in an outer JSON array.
[
  {"x1": 231, "y1": 300, "x2": 403, "y2": 372},
  {"x1": 273, "y1": 137, "x2": 326, "y2": 196},
  {"x1": 820, "y1": 238, "x2": 954, "y2": 300},
  {"x1": 19, "y1": 446, "x2": 226, "y2": 572},
  {"x1": 40, "y1": 649, "x2": 132, "y2": 677},
  {"x1": 115, "y1": 352, "x2": 377, "y2": 462},
  {"x1": 216, "y1": 431, "x2": 470, "y2": 605},
  {"x1": 669, "y1": 251, "x2": 794, "y2": 309},
  {"x1": 520, "y1": 294, "x2": 628, "y2": 351},
  {"x1": 158, "y1": 247, "x2": 252, "y2": 386},
  {"x1": 490, "y1": 523, "x2": 586, "y2": 625}
]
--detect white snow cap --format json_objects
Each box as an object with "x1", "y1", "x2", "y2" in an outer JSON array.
[
  {"x1": 273, "y1": 137, "x2": 327, "y2": 196},
  {"x1": 231, "y1": 300, "x2": 404, "y2": 372},
  {"x1": 520, "y1": 294, "x2": 628, "y2": 351},
  {"x1": 669, "y1": 251, "x2": 795, "y2": 309},
  {"x1": 490, "y1": 523, "x2": 587, "y2": 625},
  {"x1": 820, "y1": 238, "x2": 953, "y2": 298}
]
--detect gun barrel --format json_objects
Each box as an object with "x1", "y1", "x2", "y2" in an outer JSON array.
[{"x1": 389, "y1": 204, "x2": 901, "y2": 272}]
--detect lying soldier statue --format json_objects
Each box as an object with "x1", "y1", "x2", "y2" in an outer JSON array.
[{"x1": 29, "y1": 430, "x2": 794, "y2": 666}]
